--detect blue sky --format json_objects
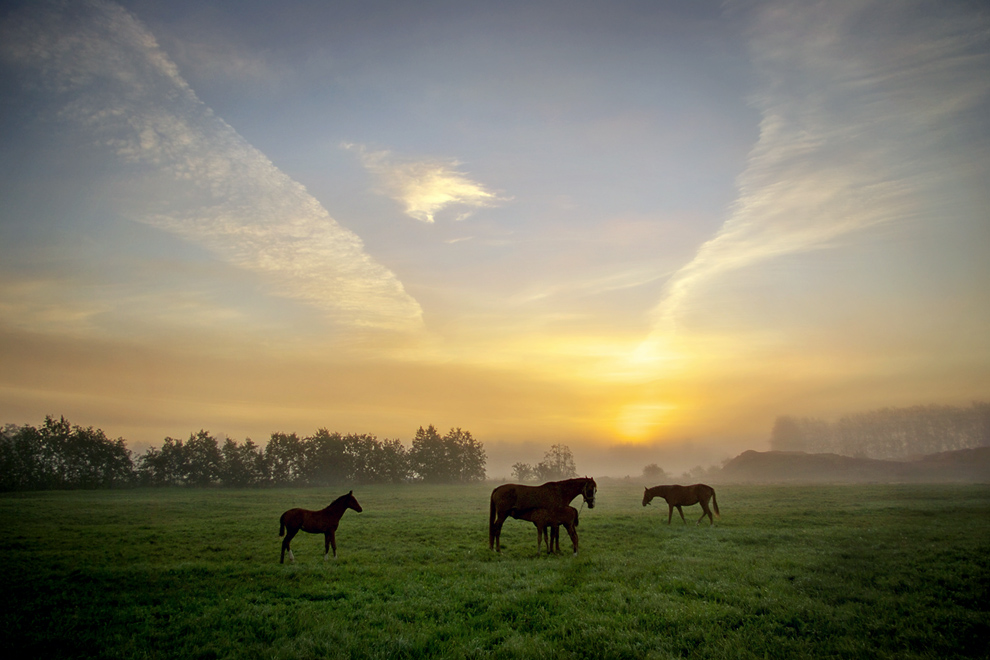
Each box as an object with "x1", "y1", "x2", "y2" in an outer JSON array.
[{"x1": 1, "y1": 0, "x2": 988, "y2": 475}]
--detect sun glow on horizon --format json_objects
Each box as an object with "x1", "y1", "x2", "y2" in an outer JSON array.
[{"x1": 614, "y1": 401, "x2": 678, "y2": 442}]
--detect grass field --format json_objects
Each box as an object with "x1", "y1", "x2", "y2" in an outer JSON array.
[{"x1": 1, "y1": 481, "x2": 988, "y2": 659}]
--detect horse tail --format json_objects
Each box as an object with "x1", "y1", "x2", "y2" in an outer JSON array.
[
  {"x1": 279, "y1": 512, "x2": 286, "y2": 537},
  {"x1": 711, "y1": 489, "x2": 720, "y2": 518}
]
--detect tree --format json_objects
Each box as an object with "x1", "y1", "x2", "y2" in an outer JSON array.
[
  {"x1": 642, "y1": 463, "x2": 668, "y2": 482},
  {"x1": 444, "y1": 428, "x2": 487, "y2": 483},
  {"x1": 302, "y1": 429, "x2": 349, "y2": 486},
  {"x1": 219, "y1": 437, "x2": 265, "y2": 487},
  {"x1": 0, "y1": 423, "x2": 45, "y2": 491},
  {"x1": 769, "y1": 402, "x2": 990, "y2": 460},
  {"x1": 409, "y1": 425, "x2": 487, "y2": 483},
  {"x1": 184, "y1": 430, "x2": 222, "y2": 487},
  {"x1": 534, "y1": 444, "x2": 577, "y2": 481},
  {"x1": 374, "y1": 438, "x2": 410, "y2": 484},
  {"x1": 511, "y1": 462, "x2": 537, "y2": 482},
  {"x1": 408, "y1": 425, "x2": 447, "y2": 483},
  {"x1": 265, "y1": 432, "x2": 305, "y2": 485},
  {"x1": 137, "y1": 436, "x2": 188, "y2": 486},
  {"x1": 0, "y1": 418, "x2": 134, "y2": 490}
]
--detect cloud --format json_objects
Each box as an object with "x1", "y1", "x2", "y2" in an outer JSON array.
[
  {"x1": 0, "y1": 0, "x2": 423, "y2": 332},
  {"x1": 514, "y1": 265, "x2": 669, "y2": 305},
  {"x1": 345, "y1": 144, "x2": 505, "y2": 223},
  {"x1": 645, "y1": 0, "x2": 990, "y2": 339}
]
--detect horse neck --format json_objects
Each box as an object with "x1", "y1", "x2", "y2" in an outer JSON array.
[
  {"x1": 324, "y1": 497, "x2": 350, "y2": 517},
  {"x1": 556, "y1": 478, "x2": 587, "y2": 503},
  {"x1": 647, "y1": 485, "x2": 667, "y2": 498}
]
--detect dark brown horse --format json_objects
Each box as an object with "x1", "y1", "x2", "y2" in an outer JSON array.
[
  {"x1": 489, "y1": 477, "x2": 596, "y2": 552},
  {"x1": 515, "y1": 505, "x2": 579, "y2": 555},
  {"x1": 279, "y1": 491, "x2": 362, "y2": 563},
  {"x1": 643, "y1": 484, "x2": 720, "y2": 525}
]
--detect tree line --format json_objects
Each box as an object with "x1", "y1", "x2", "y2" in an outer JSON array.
[
  {"x1": 769, "y1": 402, "x2": 990, "y2": 460},
  {"x1": 0, "y1": 417, "x2": 487, "y2": 491}
]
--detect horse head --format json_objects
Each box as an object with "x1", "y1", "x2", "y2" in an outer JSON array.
[
  {"x1": 642, "y1": 487, "x2": 654, "y2": 507},
  {"x1": 346, "y1": 490, "x2": 363, "y2": 513},
  {"x1": 581, "y1": 477, "x2": 597, "y2": 509}
]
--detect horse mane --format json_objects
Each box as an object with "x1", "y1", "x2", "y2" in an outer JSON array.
[
  {"x1": 542, "y1": 476, "x2": 591, "y2": 487},
  {"x1": 329, "y1": 491, "x2": 353, "y2": 507}
]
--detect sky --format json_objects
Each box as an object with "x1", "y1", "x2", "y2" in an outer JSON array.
[{"x1": 1, "y1": 0, "x2": 988, "y2": 477}]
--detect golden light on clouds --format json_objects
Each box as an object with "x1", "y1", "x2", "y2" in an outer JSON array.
[{"x1": 345, "y1": 144, "x2": 505, "y2": 223}]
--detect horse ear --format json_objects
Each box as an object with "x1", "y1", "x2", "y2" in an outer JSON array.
[{"x1": 348, "y1": 490, "x2": 353, "y2": 495}]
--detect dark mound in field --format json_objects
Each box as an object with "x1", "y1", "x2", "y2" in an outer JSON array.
[{"x1": 718, "y1": 447, "x2": 990, "y2": 483}]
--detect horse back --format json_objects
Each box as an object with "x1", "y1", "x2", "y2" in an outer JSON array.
[
  {"x1": 681, "y1": 484, "x2": 715, "y2": 505},
  {"x1": 281, "y1": 507, "x2": 336, "y2": 533},
  {"x1": 656, "y1": 484, "x2": 710, "y2": 506},
  {"x1": 280, "y1": 508, "x2": 305, "y2": 528},
  {"x1": 492, "y1": 483, "x2": 567, "y2": 513}
]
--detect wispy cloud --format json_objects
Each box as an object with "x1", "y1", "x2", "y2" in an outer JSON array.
[
  {"x1": 514, "y1": 266, "x2": 670, "y2": 305},
  {"x1": 0, "y1": 0, "x2": 422, "y2": 331},
  {"x1": 645, "y1": 0, "x2": 990, "y2": 339},
  {"x1": 345, "y1": 144, "x2": 505, "y2": 223}
]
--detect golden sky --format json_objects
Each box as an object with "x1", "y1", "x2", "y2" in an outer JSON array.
[{"x1": 1, "y1": 0, "x2": 988, "y2": 476}]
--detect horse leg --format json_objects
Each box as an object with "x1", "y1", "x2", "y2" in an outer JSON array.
[
  {"x1": 281, "y1": 527, "x2": 298, "y2": 563},
  {"x1": 494, "y1": 513, "x2": 509, "y2": 553},
  {"x1": 677, "y1": 505, "x2": 687, "y2": 523},
  {"x1": 326, "y1": 531, "x2": 337, "y2": 560},
  {"x1": 489, "y1": 500, "x2": 497, "y2": 550},
  {"x1": 551, "y1": 524, "x2": 560, "y2": 554},
  {"x1": 667, "y1": 504, "x2": 674, "y2": 524},
  {"x1": 567, "y1": 523, "x2": 578, "y2": 555},
  {"x1": 698, "y1": 500, "x2": 713, "y2": 525}
]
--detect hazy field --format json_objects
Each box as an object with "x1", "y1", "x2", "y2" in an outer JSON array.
[{"x1": 1, "y1": 482, "x2": 988, "y2": 659}]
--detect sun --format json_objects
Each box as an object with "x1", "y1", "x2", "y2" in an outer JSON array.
[{"x1": 614, "y1": 402, "x2": 676, "y2": 442}]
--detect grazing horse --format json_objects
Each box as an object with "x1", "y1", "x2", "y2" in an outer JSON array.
[
  {"x1": 279, "y1": 491, "x2": 362, "y2": 563},
  {"x1": 643, "y1": 484, "x2": 720, "y2": 526},
  {"x1": 489, "y1": 477, "x2": 596, "y2": 552},
  {"x1": 514, "y1": 505, "x2": 580, "y2": 555}
]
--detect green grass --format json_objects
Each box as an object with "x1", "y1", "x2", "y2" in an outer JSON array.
[{"x1": 1, "y1": 482, "x2": 988, "y2": 659}]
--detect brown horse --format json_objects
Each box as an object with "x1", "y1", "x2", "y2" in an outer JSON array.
[
  {"x1": 514, "y1": 505, "x2": 580, "y2": 555},
  {"x1": 643, "y1": 484, "x2": 720, "y2": 525},
  {"x1": 279, "y1": 491, "x2": 362, "y2": 563},
  {"x1": 489, "y1": 477, "x2": 596, "y2": 552}
]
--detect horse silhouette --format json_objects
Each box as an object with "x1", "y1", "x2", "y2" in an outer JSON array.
[
  {"x1": 279, "y1": 491, "x2": 362, "y2": 563},
  {"x1": 643, "y1": 484, "x2": 720, "y2": 525},
  {"x1": 489, "y1": 477, "x2": 596, "y2": 552}
]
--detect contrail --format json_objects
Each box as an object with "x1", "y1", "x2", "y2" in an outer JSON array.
[{"x1": 0, "y1": 0, "x2": 424, "y2": 331}]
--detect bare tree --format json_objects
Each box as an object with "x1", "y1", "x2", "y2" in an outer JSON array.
[{"x1": 534, "y1": 444, "x2": 577, "y2": 481}]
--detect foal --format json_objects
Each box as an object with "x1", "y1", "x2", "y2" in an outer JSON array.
[
  {"x1": 514, "y1": 506, "x2": 580, "y2": 555},
  {"x1": 279, "y1": 491, "x2": 362, "y2": 563}
]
